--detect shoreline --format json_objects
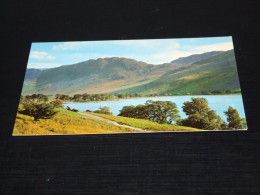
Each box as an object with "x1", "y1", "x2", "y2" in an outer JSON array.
[{"x1": 62, "y1": 93, "x2": 242, "y2": 104}]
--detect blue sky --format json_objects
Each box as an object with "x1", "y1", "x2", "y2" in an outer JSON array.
[{"x1": 27, "y1": 36, "x2": 233, "y2": 69}]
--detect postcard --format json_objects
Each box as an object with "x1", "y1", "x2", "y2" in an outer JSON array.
[{"x1": 13, "y1": 36, "x2": 247, "y2": 135}]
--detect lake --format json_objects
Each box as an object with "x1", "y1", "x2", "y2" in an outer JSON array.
[{"x1": 64, "y1": 95, "x2": 246, "y2": 122}]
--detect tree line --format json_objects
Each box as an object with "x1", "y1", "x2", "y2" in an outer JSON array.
[
  {"x1": 54, "y1": 92, "x2": 142, "y2": 102},
  {"x1": 118, "y1": 98, "x2": 247, "y2": 130},
  {"x1": 21, "y1": 89, "x2": 241, "y2": 104},
  {"x1": 21, "y1": 94, "x2": 49, "y2": 102},
  {"x1": 53, "y1": 89, "x2": 241, "y2": 101},
  {"x1": 200, "y1": 89, "x2": 241, "y2": 95}
]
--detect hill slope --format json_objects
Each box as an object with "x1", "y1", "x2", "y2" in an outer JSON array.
[
  {"x1": 115, "y1": 50, "x2": 241, "y2": 95},
  {"x1": 24, "y1": 68, "x2": 42, "y2": 80},
  {"x1": 22, "y1": 49, "x2": 240, "y2": 95}
]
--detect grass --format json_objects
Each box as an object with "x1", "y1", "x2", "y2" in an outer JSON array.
[
  {"x1": 13, "y1": 108, "x2": 141, "y2": 135},
  {"x1": 13, "y1": 106, "x2": 204, "y2": 136},
  {"x1": 90, "y1": 112, "x2": 204, "y2": 132}
]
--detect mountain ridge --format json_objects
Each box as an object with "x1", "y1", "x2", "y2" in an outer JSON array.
[
  {"x1": 22, "y1": 49, "x2": 240, "y2": 95},
  {"x1": 171, "y1": 51, "x2": 223, "y2": 65}
]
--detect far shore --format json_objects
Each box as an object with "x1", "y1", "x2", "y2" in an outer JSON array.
[{"x1": 62, "y1": 93, "x2": 242, "y2": 104}]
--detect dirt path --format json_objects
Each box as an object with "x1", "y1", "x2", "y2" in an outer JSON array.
[{"x1": 78, "y1": 112, "x2": 149, "y2": 132}]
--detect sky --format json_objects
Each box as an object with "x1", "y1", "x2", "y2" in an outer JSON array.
[{"x1": 27, "y1": 36, "x2": 234, "y2": 69}]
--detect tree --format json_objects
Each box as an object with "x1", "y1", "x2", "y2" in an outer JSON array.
[
  {"x1": 55, "y1": 94, "x2": 61, "y2": 99},
  {"x1": 224, "y1": 106, "x2": 242, "y2": 129},
  {"x1": 134, "y1": 105, "x2": 148, "y2": 119},
  {"x1": 145, "y1": 100, "x2": 180, "y2": 124},
  {"x1": 25, "y1": 95, "x2": 33, "y2": 102},
  {"x1": 36, "y1": 94, "x2": 48, "y2": 102},
  {"x1": 60, "y1": 94, "x2": 70, "y2": 100},
  {"x1": 119, "y1": 100, "x2": 180, "y2": 124},
  {"x1": 118, "y1": 105, "x2": 138, "y2": 118},
  {"x1": 225, "y1": 89, "x2": 231, "y2": 94},
  {"x1": 25, "y1": 94, "x2": 48, "y2": 102},
  {"x1": 117, "y1": 93, "x2": 125, "y2": 99},
  {"x1": 19, "y1": 102, "x2": 57, "y2": 121},
  {"x1": 179, "y1": 97, "x2": 224, "y2": 130},
  {"x1": 206, "y1": 111, "x2": 225, "y2": 130},
  {"x1": 19, "y1": 95, "x2": 25, "y2": 104},
  {"x1": 43, "y1": 95, "x2": 48, "y2": 102},
  {"x1": 82, "y1": 93, "x2": 90, "y2": 101},
  {"x1": 182, "y1": 97, "x2": 210, "y2": 116},
  {"x1": 94, "y1": 106, "x2": 112, "y2": 115},
  {"x1": 50, "y1": 100, "x2": 64, "y2": 108},
  {"x1": 241, "y1": 118, "x2": 247, "y2": 129},
  {"x1": 119, "y1": 105, "x2": 147, "y2": 119},
  {"x1": 93, "y1": 94, "x2": 100, "y2": 101},
  {"x1": 72, "y1": 94, "x2": 82, "y2": 102}
]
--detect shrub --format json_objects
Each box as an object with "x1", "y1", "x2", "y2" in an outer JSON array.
[
  {"x1": 19, "y1": 102, "x2": 57, "y2": 121},
  {"x1": 71, "y1": 108, "x2": 79, "y2": 112},
  {"x1": 50, "y1": 100, "x2": 64, "y2": 108},
  {"x1": 94, "y1": 106, "x2": 112, "y2": 115}
]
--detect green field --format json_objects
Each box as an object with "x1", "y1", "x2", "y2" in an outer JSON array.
[{"x1": 90, "y1": 112, "x2": 203, "y2": 132}]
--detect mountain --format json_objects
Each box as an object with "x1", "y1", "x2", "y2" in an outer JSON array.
[
  {"x1": 22, "y1": 49, "x2": 240, "y2": 95},
  {"x1": 116, "y1": 50, "x2": 240, "y2": 95},
  {"x1": 22, "y1": 58, "x2": 180, "y2": 95},
  {"x1": 171, "y1": 51, "x2": 223, "y2": 65},
  {"x1": 24, "y1": 68, "x2": 42, "y2": 80}
]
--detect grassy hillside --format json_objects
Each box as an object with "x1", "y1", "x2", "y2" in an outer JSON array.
[
  {"x1": 13, "y1": 107, "x2": 204, "y2": 135},
  {"x1": 13, "y1": 109, "x2": 140, "y2": 135},
  {"x1": 116, "y1": 50, "x2": 240, "y2": 95},
  {"x1": 90, "y1": 113, "x2": 203, "y2": 132}
]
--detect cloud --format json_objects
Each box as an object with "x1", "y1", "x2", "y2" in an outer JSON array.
[
  {"x1": 145, "y1": 42, "x2": 234, "y2": 64},
  {"x1": 110, "y1": 41, "x2": 233, "y2": 64},
  {"x1": 185, "y1": 42, "x2": 234, "y2": 53},
  {"x1": 30, "y1": 51, "x2": 55, "y2": 60},
  {"x1": 27, "y1": 63, "x2": 61, "y2": 69},
  {"x1": 70, "y1": 42, "x2": 230, "y2": 65},
  {"x1": 113, "y1": 39, "x2": 180, "y2": 49},
  {"x1": 71, "y1": 51, "x2": 192, "y2": 65},
  {"x1": 72, "y1": 53, "x2": 115, "y2": 61},
  {"x1": 52, "y1": 42, "x2": 90, "y2": 50},
  {"x1": 113, "y1": 40, "x2": 156, "y2": 48},
  {"x1": 144, "y1": 50, "x2": 195, "y2": 64}
]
